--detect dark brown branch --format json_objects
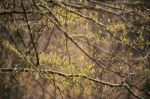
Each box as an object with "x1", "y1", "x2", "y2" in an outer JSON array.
[
  {"x1": 0, "y1": 68, "x2": 122, "y2": 87},
  {"x1": 87, "y1": 0, "x2": 125, "y2": 10},
  {"x1": 63, "y1": 1, "x2": 122, "y2": 17},
  {"x1": 0, "y1": 67, "x2": 146, "y2": 99},
  {"x1": 123, "y1": 82, "x2": 144, "y2": 99},
  {"x1": 41, "y1": 25, "x2": 55, "y2": 52},
  {"x1": 127, "y1": 81, "x2": 150, "y2": 97},
  {"x1": 0, "y1": 11, "x2": 32, "y2": 15},
  {"x1": 21, "y1": 1, "x2": 39, "y2": 67},
  {"x1": 39, "y1": 4, "x2": 61, "y2": 26}
]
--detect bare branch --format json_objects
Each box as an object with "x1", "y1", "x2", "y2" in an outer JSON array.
[
  {"x1": 21, "y1": 1, "x2": 39, "y2": 67},
  {"x1": 0, "y1": 67, "x2": 122, "y2": 87}
]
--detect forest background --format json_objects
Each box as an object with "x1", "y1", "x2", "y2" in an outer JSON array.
[{"x1": 0, "y1": 0, "x2": 150, "y2": 99}]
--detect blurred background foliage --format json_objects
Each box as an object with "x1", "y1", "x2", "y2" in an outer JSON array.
[{"x1": 0, "y1": 0, "x2": 150, "y2": 99}]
